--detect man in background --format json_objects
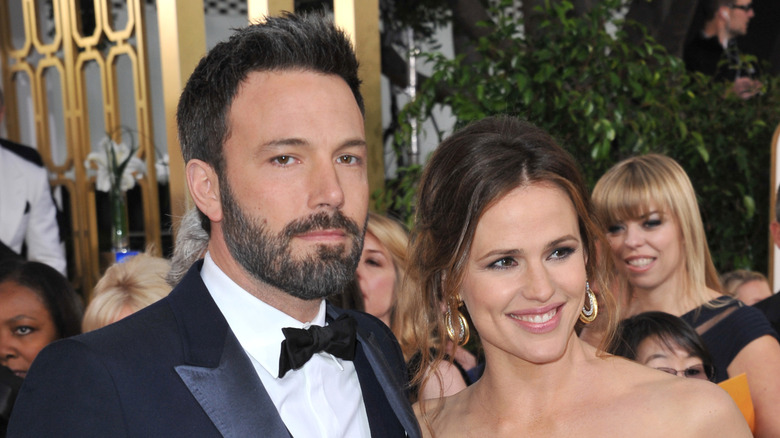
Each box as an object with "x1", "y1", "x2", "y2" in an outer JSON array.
[
  {"x1": 683, "y1": 0, "x2": 762, "y2": 99},
  {"x1": 0, "y1": 88, "x2": 66, "y2": 275}
]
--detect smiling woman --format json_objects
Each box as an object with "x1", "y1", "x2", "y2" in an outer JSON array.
[
  {"x1": 408, "y1": 116, "x2": 751, "y2": 438},
  {"x1": 593, "y1": 154, "x2": 780, "y2": 437}
]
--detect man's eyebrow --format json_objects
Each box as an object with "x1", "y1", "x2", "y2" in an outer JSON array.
[
  {"x1": 341, "y1": 139, "x2": 367, "y2": 147},
  {"x1": 261, "y1": 138, "x2": 308, "y2": 148},
  {"x1": 260, "y1": 138, "x2": 367, "y2": 149}
]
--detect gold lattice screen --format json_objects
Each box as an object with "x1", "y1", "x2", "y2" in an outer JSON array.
[{"x1": 0, "y1": 0, "x2": 160, "y2": 295}]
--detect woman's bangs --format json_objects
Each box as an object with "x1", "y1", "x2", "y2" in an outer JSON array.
[{"x1": 600, "y1": 175, "x2": 668, "y2": 224}]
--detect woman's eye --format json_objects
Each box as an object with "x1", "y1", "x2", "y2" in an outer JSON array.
[
  {"x1": 489, "y1": 257, "x2": 516, "y2": 269},
  {"x1": 366, "y1": 258, "x2": 381, "y2": 267},
  {"x1": 607, "y1": 224, "x2": 624, "y2": 234},
  {"x1": 14, "y1": 326, "x2": 33, "y2": 336},
  {"x1": 549, "y1": 247, "x2": 574, "y2": 260},
  {"x1": 644, "y1": 219, "x2": 662, "y2": 228}
]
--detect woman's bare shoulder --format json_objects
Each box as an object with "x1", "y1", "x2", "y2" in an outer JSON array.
[{"x1": 597, "y1": 357, "x2": 751, "y2": 437}]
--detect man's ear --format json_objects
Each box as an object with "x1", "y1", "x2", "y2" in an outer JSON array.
[
  {"x1": 186, "y1": 159, "x2": 222, "y2": 223},
  {"x1": 719, "y1": 6, "x2": 730, "y2": 21}
]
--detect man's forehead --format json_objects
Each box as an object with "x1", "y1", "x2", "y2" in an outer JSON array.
[{"x1": 223, "y1": 70, "x2": 365, "y2": 154}]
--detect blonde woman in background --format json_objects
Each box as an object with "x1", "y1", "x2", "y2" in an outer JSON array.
[
  {"x1": 593, "y1": 153, "x2": 780, "y2": 437},
  {"x1": 82, "y1": 253, "x2": 171, "y2": 332},
  {"x1": 357, "y1": 213, "x2": 409, "y2": 331},
  {"x1": 357, "y1": 212, "x2": 478, "y2": 399}
]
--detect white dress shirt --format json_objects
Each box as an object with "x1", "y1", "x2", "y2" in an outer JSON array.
[{"x1": 201, "y1": 253, "x2": 371, "y2": 437}]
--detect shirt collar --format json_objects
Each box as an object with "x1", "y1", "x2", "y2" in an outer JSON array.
[{"x1": 200, "y1": 252, "x2": 327, "y2": 378}]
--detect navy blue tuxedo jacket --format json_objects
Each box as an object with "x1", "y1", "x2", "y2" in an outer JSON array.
[{"x1": 8, "y1": 261, "x2": 420, "y2": 437}]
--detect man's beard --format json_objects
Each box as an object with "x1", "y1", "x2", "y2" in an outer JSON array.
[{"x1": 219, "y1": 180, "x2": 365, "y2": 300}]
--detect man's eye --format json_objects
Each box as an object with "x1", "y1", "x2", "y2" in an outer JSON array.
[
  {"x1": 337, "y1": 155, "x2": 360, "y2": 165},
  {"x1": 273, "y1": 156, "x2": 294, "y2": 165}
]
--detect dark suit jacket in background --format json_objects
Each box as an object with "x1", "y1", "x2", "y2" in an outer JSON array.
[
  {"x1": 7, "y1": 261, "x2": 420, "y2": 438},
  {"x1": 754, "y1": 293, "x2": 780, "y2": 335}
]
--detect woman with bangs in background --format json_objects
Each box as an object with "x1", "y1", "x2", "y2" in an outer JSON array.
[{"x1": 592, "y1": 154, "x2": 780, "y2": 437}]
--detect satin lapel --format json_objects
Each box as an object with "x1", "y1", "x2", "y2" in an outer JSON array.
[
  {"x1": 170, "y1": 263, "x2": 291, "y2": 438},
  {"x1": 175, "y1": 332, "x2": 290, "y2": 438},
  {"x1": 327, "y1": 306, "x2": 421, "y2": 438},
  {"x1": 357, "y1": 331, "x2": 421, "y2": 438}
]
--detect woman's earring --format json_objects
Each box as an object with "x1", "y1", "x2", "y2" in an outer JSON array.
[
  {"x1": 445, "y1": 299, "x2": 470, "y2": 346},
  {"x1": 579, "y1": 281, "x2": 598, "y2": 324}
]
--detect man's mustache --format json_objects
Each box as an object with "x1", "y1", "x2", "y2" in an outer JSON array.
[{"x1": 283, "y1": 211, "x2": 362, "y2": 239}]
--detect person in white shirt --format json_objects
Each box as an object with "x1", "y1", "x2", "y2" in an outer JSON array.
[{"x1": 0, "y1": 88, "x2": 66, "y2": 275}]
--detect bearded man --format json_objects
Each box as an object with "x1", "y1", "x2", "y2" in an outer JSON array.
[{"x1": 8, "y1": 13, "x2": 420, "y2": 438}]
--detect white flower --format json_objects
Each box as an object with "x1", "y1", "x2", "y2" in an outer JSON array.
[
  {"x1": 85, "y1": 135, "x2": 147, "y2": 193},
  {"x1": 155, "y1": 153, "x2": 169, "y2": 185},
  {"x1": 85, "y1": 150, "x2": 112, "y2": 192},
  {"x1": 121, "y1": 154, "x2": 147, "y2": 191}
]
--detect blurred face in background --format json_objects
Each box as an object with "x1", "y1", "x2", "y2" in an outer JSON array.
[
  {"x1": 0, "y1": 280, "x2": 58, "y2": 378},
  {"x1": 635, "y1": 335, "x2": 711, "y2": 380},
  {"x1": 356, "y1": 231, "x2": 396, "y2": 326},
  {"x1": 734, "y1": 279, "x2": 772, "y2": 306},
  {"x1": 724, "y1": 0, "x2": 755, "y2": 38}
]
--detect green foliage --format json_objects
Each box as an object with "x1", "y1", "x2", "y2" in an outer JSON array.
[
  {"x1": 380, "y1": 0, "x2": 452, "y2": 39},
  {"x1": 372, "y1": 164, "x2": 423, "y2": 228},
  {"x1": 388, "y1": 0, "x2": 780, "y2": 273}
]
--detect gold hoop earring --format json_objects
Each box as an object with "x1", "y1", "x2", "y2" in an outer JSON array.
[
  {"x1": 579, "y1": 281, "x2": 598, "y2": 324},
  {"x1": 445, "y1": 304, "x2": 470, "y2": 346}
]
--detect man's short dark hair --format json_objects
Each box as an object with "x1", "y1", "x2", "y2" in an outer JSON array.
[{"x1": 176, "y1": 12, "x2": 362, "y2": 177}]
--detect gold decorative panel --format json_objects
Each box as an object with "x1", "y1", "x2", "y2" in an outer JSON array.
[{"x1": 0, "y1": 0, "x2": 160, "y2": 297}]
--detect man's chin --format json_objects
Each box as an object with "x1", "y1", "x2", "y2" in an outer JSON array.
[{"x1": 290, "y1": 240, "x2": 350, "y2": 257}]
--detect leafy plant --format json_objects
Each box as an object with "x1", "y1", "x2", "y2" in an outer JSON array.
[{"x1": 387, "y1": 0, "x2": 780, "y2": 272}]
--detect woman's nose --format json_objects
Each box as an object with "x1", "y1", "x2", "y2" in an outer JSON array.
[
  {"x1": 623, "y1": 225, "x2": 645, "y2": 248},
  {"x1": 522, "y1": 263, "x2": 555, "y2": 303}
]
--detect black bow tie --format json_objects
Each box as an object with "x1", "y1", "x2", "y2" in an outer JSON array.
[{"x1": 278, "y1": 313, "x2": 357, "y2": 378}]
